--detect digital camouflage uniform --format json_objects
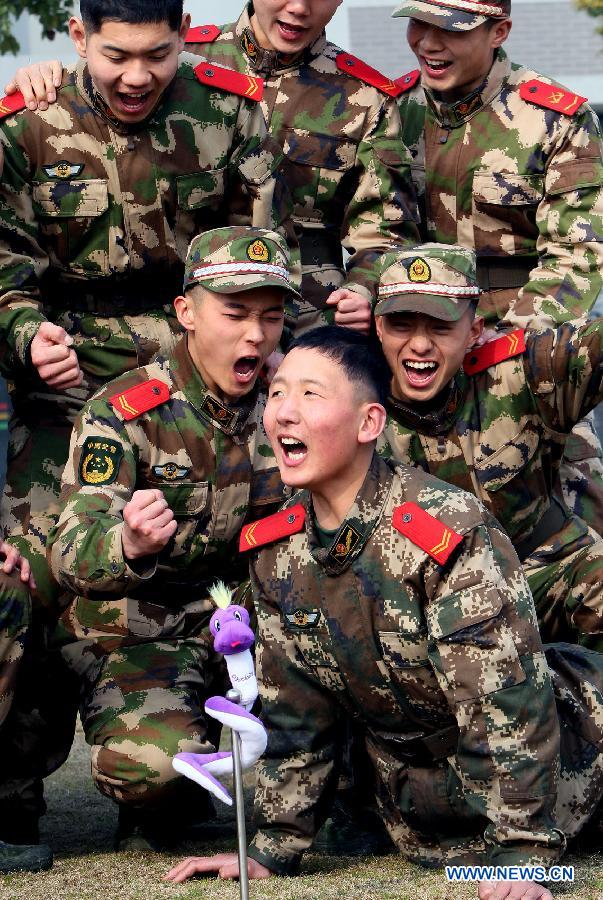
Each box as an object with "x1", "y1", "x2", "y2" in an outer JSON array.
[
  {"x1": 376, "y1": 245, "x2": 603, "y2": 651},
  {"x1": 45, "y1": 227, "x2": 294, "y2": 810},
  {"x1": 393, "y1": 1, "x2": 603, "y2": 535},
  {"x1": 0, "y1": 54, "x2": 293, "y2": 812},
  {"x1": 185, "y1": 6, "x2": 420, "y2": 334},
  {"x1": 242, "y1": 453, "x2": 603, "y2": 872}
]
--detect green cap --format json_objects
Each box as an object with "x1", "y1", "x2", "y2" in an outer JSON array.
[
  {"x1": 183, "y1": 226, "x2": 302, "y2": 300},
  {"x1": 392, "y1": 0, "x2": 510, "y2": 31},
  {"x1": 375, "y1": 244, "x2": 479, "y2": 321}
]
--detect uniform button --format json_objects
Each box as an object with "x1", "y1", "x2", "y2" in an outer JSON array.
[
  {"x1": 439, "y1": 134, "x2": 448, "y2": 144},
  {"x1": 403, "y1": 513, "x2": 412, "y2": 523},
  {"x1": 152, "y1": 386, "x2": 161, "y2": 395},
  {"x1": 287, "y1": 513, "x2": 296, "y2": 523},
  {"x1": 202, "y1": 28, "x2": 209, "y2": 34},
  {"x1": 205, "y1": 68, "x2": 214, "y2": 77},
  {"x1": 470, "y1": 355, "x2": 478, "y2": 365},
  {"x1": 529, "y1": 86, "x2": 537, "y2": 93},
  {"x1": 111, "y1": 562, "x2": 120, "y2": 574},
  {"x1": 346, "y1": 59, "x2": 354, "y2": 67}
]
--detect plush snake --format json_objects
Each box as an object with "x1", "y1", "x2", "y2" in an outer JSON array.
[{"x1": 172, "y1": 582, "x2": 267, "y2": 805}]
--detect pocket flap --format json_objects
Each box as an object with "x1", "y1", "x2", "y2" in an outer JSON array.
[
  {"x1": 283, "y1": 129, "x2": 355, "y2": 171},
  {"x1": 176, "y1": 169, "x2": 226, "y2": 209},
  {"x1": 428, "y1": 584, "x2": 502, "y2": 639},
  {"x1": 151, "y1": 481, "x2": 209, "y2": 515},
  {"x1": 378, "y1": 630, "x2": 429, "y2": 668},
  {"x1": 473, "y1": 171, "x2": 543, "y2": 206},
  {"x1": 474, "y1": 424, "x2": 540, "y2": 491},
  {"x1": 33, "y1": 179, "x2": 108, "y2": 217}
]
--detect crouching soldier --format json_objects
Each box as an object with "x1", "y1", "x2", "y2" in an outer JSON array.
[
  {"x1": 44, "y1": 227, "x2": 300, "y2": 850},
  {"x1": 165, "y1": 326, "x2": 603, "y2": 900},
  {"x1": 376, "y1": 244, "x2": 603, "y2": 650}
]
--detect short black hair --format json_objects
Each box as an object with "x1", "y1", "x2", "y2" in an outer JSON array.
[
  {"x1": 287, "y1": 325, "x2": 390, "y2": 405},
  {"x1": 80, "y1": 0, "x2": 184, "y2": 33}
]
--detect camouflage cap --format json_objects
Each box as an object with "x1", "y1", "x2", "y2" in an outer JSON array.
[
  {"x1": 392, "y1": 0, "x2": 511, "y2": 31},
  {"x1": 184, "y1": 226, "x2": 302, "y2": 299},
  {"x1": 375, "y1": 243, "x2": 480, "y2": 321}
]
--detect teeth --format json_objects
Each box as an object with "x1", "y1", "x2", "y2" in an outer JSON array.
[
  {"x1": 281, "y1": 437, "x2": 300, "y2": 446},
  {"x1": 426, "y1": 59, "x2": 448, "y2": 68},
  {"x1": 405, "y1": 361, "x2": 437, "y2": 370},
  {"x1": 287, "y1": 451, "x2": 305, "y2": 461}
]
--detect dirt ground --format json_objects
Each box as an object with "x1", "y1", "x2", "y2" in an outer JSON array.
[{"x1": 1, "y1": 727, "x2": 603, "y2": 900}]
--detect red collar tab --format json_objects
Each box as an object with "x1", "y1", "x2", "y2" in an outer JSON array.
[
  {"x1": 394, "y1": 70, "x2": 420, "y2": 94},
  {"x1": 240, "y1": 504, "x2": 306, "y2": 552},
  {"x1": 186, "y1": 24, "x2": 221, "y2": 43},
  {"x1": 463, "y1": 329, "x2": 526, "y2": 376},
  {"x1": 194, "y1": 62, "x2": 263, "y2": 101},
  {"x1": 336, "y1": 53, "x2": 403, "y2": 98},
  {"x1": 0, "y1": 92, "x2": 26, "y2": 120},
  {"x1": 109, "y1": 379, "x2": 170, "y2": 421},
  {"x1": 393, "y1": 503, "x2": 463, "y2": 565},
  {"x1": 520, "y1": 79, "x2": 587, "y2": 116}
]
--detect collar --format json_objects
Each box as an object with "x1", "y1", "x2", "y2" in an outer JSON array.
[
  {"x1": 235, "y1": 4, "x2": 327, "y2": 75},
  {"x1": 387, "y1": 378, "x2": 463, "y2": 436},
  {"x1": 303, "y1": 453, "x2": 394, "y2": 575},
  {"x1": 424, "y1": 49, "x2": 511, "y2": 128},
  {"x1": 170, "y1": 337, "x2": 258, "y2": 436}
]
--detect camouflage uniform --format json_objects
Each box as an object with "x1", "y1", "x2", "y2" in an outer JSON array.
[
  {"x1": 393, "y1": 2, "x2": 603, "y2": 534},
  {"x1": 186, "y1": 5, "x2": 420, "y2": 334},
  {"x1": 377, "y1": 245, "x2": 603, "y2": 650},
  {"x1": 243, "y1": 453, "x2": 603, "y2": 872},
  {"x1": 45, "y1": 227, "x2": 294, "y2": 808}
]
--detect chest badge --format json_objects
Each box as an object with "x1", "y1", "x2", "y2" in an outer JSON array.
[
  {"x1": 42, "y1": 161, "x2": 85, "y2": 179},
  {"x1": 328, "y1": 522, "x2": 362, "y2": 563},
  {"x1": 152, "y1": 463, "x2": 190, "y2": 481},
  {"x1": 285, "y1": 608, "x2": 321, "y2": 629},
  {"x1": 79, "y1": 436, "x2": 123, "y2": 486}
]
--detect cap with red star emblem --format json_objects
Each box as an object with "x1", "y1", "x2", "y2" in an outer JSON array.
[
  {"x1": 393, "y1": 503, "x2": 463, "y2": 565},
  {"x1": 194, "y1": 62, "x2": 263, "y2": 101},
  {"x1": 463, "y1": 329, "x2": 526, "y2": 376},
  {"x1": 109, "y1": 379, "x2": 169, "y2": 421},
  {"x1": 520, "y1": 80, "x2": 586, "y2": 117},
  {"x1": 240, "y1": 504, "x2": 306, "y2": 552},
  {"x1": 336, "y1": 53, "x2": 403, "y2": 98},
  {"x1": 185, "y1": 24, "x2": 221, "y2": 43},
  {"x1": 394, "y1": 70, "x2": 420, "y2": 94},
  {"x1": 0, "y1": 92, "x2": 26, "y2": 120}
]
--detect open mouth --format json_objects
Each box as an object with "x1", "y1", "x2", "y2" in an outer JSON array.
[
  {"x1": 277, "y1": 20, "x2": 306, "y2": 40},
  {"x1": 233, "y1": 356, "x2": 259, "y2": 384},
  {"x1": 421, "y1": 57, "x2": 453, "y2": 78},
  {"x1": 279, "y1": 435, "x2": 307, "y2": 465},
  {"x1": 403, "y1": 359, "x2": 439, "y2": 388},
  {"x1": 116, "y1": 90, "x2": 153, "y2": 114}
]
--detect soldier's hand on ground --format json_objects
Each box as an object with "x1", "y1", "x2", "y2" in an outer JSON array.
[
  {"x1": 163, "y1": 853, "x2": 273, "y2": 884},
  {"x1": 479, "y1": 880, "x2": 553, "y2": 899},
  {"x1": 0, "y1": 541, "x2": 36, "y2": 590},
  {"x1": 122, "y1": 489, "x2": 177, "y2": 560},
  {"x1": 30, "y1": 322, "x2": 82, "y2": 389},
  {"x1": 5, "y1": 60, "x2": 62, "y2": 111},
  {"x1": 326, "y1": 289, "x2": 372, "y2": 334}
]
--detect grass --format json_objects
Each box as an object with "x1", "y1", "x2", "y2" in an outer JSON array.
[{"x1": 1, "y1": 727, "x2": 602, "y2": 900}]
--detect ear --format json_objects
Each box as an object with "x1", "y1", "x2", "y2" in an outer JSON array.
[
  {"x1": 178, "y1": 13, "x2": 192, "y2": 51},
  {"x1": 468, "y1": 315, "x2": 484, "y2": 349},
  {"x1": 358, "y1": 402, "x2": 387, "y2": 445},
  {"x1": 375, "y1": 315, "x2": 384, "y2": 342},
  {"x1": 69, "y1": 17, "x2": 87, "y2": 58},
  {"x1": 490, "y1": 18, "x2": 511, "y2": 48},
  {"x1": 174, "y1": 294, "x2": 195, "y2": 331}
]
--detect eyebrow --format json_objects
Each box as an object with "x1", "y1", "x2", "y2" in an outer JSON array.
[
  {"x1": 101, "y1": 41, "x2": 172, "y2": 53},
  {"x1": 270, "y1": 375, "x2": 327, "y2": 389},
  {"x1": 223, "y1": 300, "x2": 284, "y2": 313}
]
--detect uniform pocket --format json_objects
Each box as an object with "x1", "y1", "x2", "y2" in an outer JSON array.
[
  {"x1": 32, "y1": 179, "x2": 109, "y2": 274},
  {"x1": 472, "y1": 171, "x2": 543, "y2": 253},
  {"x1": 150, "y1": 481, "x2": 211, "y2": 558},
  {"x1": 474, "y1": 422, "x2": 540, "y2": 492},
  {"x1": 176, "y1": 169, "x2": 226, "y2": 209},
  {"x1": 282, "y1": 129, "x2": 356, "y2": 219}
]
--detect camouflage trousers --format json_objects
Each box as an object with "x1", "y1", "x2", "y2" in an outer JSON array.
[
  {"x1": 0, "y1": 571, "x2": 30, "y2": 731},
  {"x1": 559, "y1": 413, "x2": 603, "y2": 538},
  {"x1": 56, "y1": 593, "x2": 227, "y2": 807},
  {"x1": 379, "y1": 645, "x2": 603, "y2": 867}
]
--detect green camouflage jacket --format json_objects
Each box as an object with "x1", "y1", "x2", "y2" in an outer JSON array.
[
  {"x1": 187, "y1": 6, "x2": 420, "y2": 330},
  {"x1": 246, "y1": 453, "x2": 562, "y2": 871},
  {"x1": 47, "y1": 336, "x2": 283, "y2": 649},
  {"x1": 397, "y1": 50, "x2": 603, "y2": 328},
  {"x1": 0, "y1": 53, "x2": 293, "y2": 382},
  {"x1": 379, "y1": 323, "x2": 603, "y2": 565}
]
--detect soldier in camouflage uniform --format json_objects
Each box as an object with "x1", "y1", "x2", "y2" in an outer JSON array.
[
  {"x1": 44, "y1": 226, "x2": 298, "y2": 850},
  {"x1": 376, "y1": 244, "x2": 603, "y2": 652},
  {"x1": 391, "y1": 0, "x2": 603, "y2": 536},
  {"x1": 0, "y1": 0, "x2": 295, "y2": 869},
  {"x1": 13, "y1": 0, "x2": 421, "y2": 336},
  {"x1": 165, "y1": 327, "x2": 603, "y2": 900}
]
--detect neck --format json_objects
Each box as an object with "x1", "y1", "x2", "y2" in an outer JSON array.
[
  {"x1": 249, "y1": 11, "x2": 305, "y2": 61},
  {"x1": 434, "y1": 54, "x2": 495, "y2": 104},
  {"x1": 310, "y1": 449, "x2": 373, "y2": 531}
]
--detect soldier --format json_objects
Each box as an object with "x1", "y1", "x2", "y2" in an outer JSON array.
[
  {"x1": 376, "y1": 244, "x2": 603, "y2": 651},
  {"x1": 164, "y1": 326, "x2": 603, "y2": 900},
  {"x1": 391, "y1": 0, "x2": 603, "y2": 536},
  {"x1": 43, "y1": 225, "x2": 298, "y2": 851},
  {"x1": 9, "y1": 0, "x2": 421, "y2": 336},
  {"x1": 0, "y1": 0, "x2": 294, "y2": 870}
]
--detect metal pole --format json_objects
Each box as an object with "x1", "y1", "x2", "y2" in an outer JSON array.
[{"x1": 226, "y1": 688, "x2": 249, "y2": 900}]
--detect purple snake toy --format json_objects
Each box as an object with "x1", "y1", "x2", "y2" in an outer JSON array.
[{"x1": 172, "y1": 582, "x2": 267, "y2": 805}]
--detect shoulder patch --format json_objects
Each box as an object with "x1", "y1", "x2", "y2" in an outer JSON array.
[
  {"x1": 336, "y1": 53, "x2": 402, "y2": 98},
  {"x1": 519, "y1": 79, "x2": 586, "y2": 117},
  {"x1": 240, "y1": 503, "x2": 306, "y2": 552},
  {"x1": 109, "y1": 378, "x2": 170, "y2": 421},
  {"x1": 79, "y1": 436, "x2": 123, "y2": 487},
  {"x1": 394, "y1": 69, "x2": 420, "y2": 94},
  {"x1": 186, "y1": 24, "x2": 221, "y2": 44},
  {"x1": 393, "y1": 503, "x2": 463, "y2": 565},
  {"x1": 0, "y1": 91, "x2": 26, "y2": 120},
  {"x1": 194, "y1": 61, "x2": 263, "y2": 101},
  {"x1": 463, "y1": 329, "x2": 526, "y2": 376}
]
